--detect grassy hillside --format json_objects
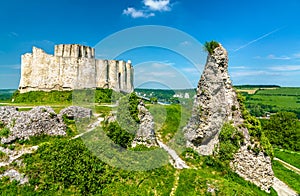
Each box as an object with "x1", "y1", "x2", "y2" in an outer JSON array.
[
  {"x1": 0, "y1": 137, "x2": 277, "y2": 195},
  {"x1": 274, "y1": 149, "x2": 300, "y2": 169}
]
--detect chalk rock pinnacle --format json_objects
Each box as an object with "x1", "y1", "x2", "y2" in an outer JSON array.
[{"x1": 183, "y1": 44, "x2": 241, "y2": 155}]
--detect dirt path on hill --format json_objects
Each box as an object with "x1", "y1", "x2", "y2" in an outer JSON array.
[{"x1": 272, "y1": 177, "x2": 298, "y2": 196}]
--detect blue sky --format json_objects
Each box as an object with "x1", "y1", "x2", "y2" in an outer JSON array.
[{"x1": 0, "y1": 0, "x2": 300, "y2": 89}]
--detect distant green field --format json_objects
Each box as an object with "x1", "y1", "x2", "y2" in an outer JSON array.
[
  {"x1": 255, "y1": 87, "x2": 300, "y2": 96},
  {"x1": 241, "y1": 87, "x2": 300, "y2": 118}
]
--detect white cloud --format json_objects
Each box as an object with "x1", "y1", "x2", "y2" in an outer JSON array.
[
  {"x1": 123, "y1": 0, "x2": 172, "y2": 18},
  {"x1": 0, "y1": 64, "x2": 20, "y2": 70},
  {"x1": 267, "y1": 54, "x2": 291, "y2": 60},
  {"x1": 269, "y1": 65, "x2": 300, "y2": 71},
  {"x1": 231, "y1": 70, "x2": 281, "y2": 77},
  {"x1": 230, "y1": 66, "x2": 246, "y2": 69},
  {"x1": 143, "y1": 0, "x2": 171, "y2": 11},
  {"x1": 123, "y1": 7, "x2": 155, "y2": 18}
]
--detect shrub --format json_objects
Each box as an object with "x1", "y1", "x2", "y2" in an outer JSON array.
[
  {"x1": 103, "y1": 121, "x2": 134, "y2": 148},
  {"x1": 0, "y1": 128, "x2": 10, "y2": 138},
  {"x1": 203, "y1": 41, "x2": 220, "y2": 55},
  {"x1": 218, "y1": 123, "x2": 243, "y2": 162}
]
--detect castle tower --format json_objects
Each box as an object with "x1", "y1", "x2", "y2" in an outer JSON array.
[{"x1": 18, "y1": 44, "x2": 134, "y2": 93}]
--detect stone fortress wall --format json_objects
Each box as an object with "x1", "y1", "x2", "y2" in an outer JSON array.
[{"x1": 19, "y1": 44, "x2": 134, "y2": 93}]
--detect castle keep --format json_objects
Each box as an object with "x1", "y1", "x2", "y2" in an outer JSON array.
[{"x1": 18, "y1": 44, "x2": 134, "y2": 93}]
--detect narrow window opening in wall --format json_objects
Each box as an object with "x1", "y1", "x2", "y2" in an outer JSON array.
[
  {"x1": 125, "y1": 66, "x2": 127, "y2": 86},
  {"x1": 106, "y1": 62, "x2": 109, "y2": 83},
  {"x1": 118, "y1": 72, "x2": 121, "y2": 90},
  {"x1": 79, "y1": 47, "x2": 82, "y2": 57}
]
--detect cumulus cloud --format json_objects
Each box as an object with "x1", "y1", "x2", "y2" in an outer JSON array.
[
  {"x1": 123, "y1": 0, "x2": 172, "y2": 18},
  {"x1": 123, "y1": 7, "x2": 155, "y2": 18},
  {"x1": 143, "y1": 0, "x2": 171, "y2": 11}
]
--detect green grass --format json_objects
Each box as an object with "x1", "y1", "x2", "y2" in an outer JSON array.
[
  {"x1": 274, "y1": 149, "x2": 300, "y2": 169},
  {"x1": 243, "y1": 87, "x2": 300, "y2": 118},
  {"x1": 148, "y1": 104, "x2": 191, "y2": 143},
  {"x1": 0, "y1": 136, "x2": 275, "y2": 195},
  {"x1": 255, "y1": 87, "x2": 300, "y2": 96},
  {"x1": 272, "y1": 160, "x2": 300, "y2": 194},
  {"x1": 179, "y1": 149, "x2": 277, "y2": 195},
  {"x1": 247, "y1": 95, "x2": 300, "y2": 110}
]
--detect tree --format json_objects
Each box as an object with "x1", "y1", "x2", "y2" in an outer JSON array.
[{"x1": 263, "y1": 112, "x2": 300, "y2": 151}]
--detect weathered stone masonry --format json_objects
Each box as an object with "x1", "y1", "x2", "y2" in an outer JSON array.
[{"x1": 19, "y1": 44, "x2": 134, "y2": 93}]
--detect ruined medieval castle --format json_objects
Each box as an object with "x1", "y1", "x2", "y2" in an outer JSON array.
[{"x1": 18, "y1": 44, "x2": 134, "y2": 93}]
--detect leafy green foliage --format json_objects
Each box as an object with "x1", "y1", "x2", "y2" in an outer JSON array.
[
  {"x1": 0, "y1": 121, "x2": 4, "y2": 129},
  {"x1": 5, "y1": 138, "x2": 175, "y2": 195},
  {"x1": 272, "y1": 160, "x2": 300, "y2": 194},
  {"x1": 23, "y1": 139, "x2": 115, "y2": 194},
  {"x1": 128, "y1": 93, "x2": 140, "y2": 123},
  {"x1": 237, "y1": 92, "x2": 274, "y2": 157},
  {"x1": 102, "y1": 121, "x2": 134, "y2": 148},
  {"x1": 263, "y1": 112, "x2": 300, "y2": 151},
  {"x1": 0, "y1": 151, "x2": 8, "y2": 161},
  {"x1": 116, "y1": 93, "x2": 140, "y2": 134},
  {"x1": 260, "y1": 132, "x2": 274, "y2": 158},
  {"x1": 203, "y1": 40, "x2": 220, "y2": 55},
  {"x1": 0, "y1": 127, "x2": 10, "y2": 138},
  {"x1": 274, "y1": 149, "x2": 300, "y2": 168},
  {"x1": 218, "y1": 123, "x2": 243, "y2": 162}
]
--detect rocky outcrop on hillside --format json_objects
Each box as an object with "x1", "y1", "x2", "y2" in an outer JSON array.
[
  {"x1": 59, "y1": 106, "x2": 92, "y2": 119},
  {"x1": 183, "y1": 43, "x2": 274, "y2": 191},
  {"x1": 0, "y1": 106, "x2": 66, "y2": 143},
  {"x1": 183, "y1": 44, "x2": 243, "y2": 155},
  {"x1": 132, "y1": 101, "x2": 157, "y2": 147},
  {"x1": 231, "y1": 146, "x2": 274, "y2": 191},
  {"x1": 0, "y1": 106, "x2": 92, "y2": 144}
]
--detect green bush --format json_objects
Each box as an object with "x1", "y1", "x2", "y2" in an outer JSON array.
[
  {"x1": 237, "y1": 92, "x2": 274, "y2": 157},
  {"x1": 103, "y1": 121, "x2": 134, "y2": 148},
  {"x1": 203, "y1": 40, "x2": 220, "y2": 55},
  {"x1": 0, "y1": 127, "x2": 10, "y2": 138},
  {"x1": 116, "y1": 93, "x2": 140, "y2": 134},
  {"x1": 218, "y1": 123, "x2": 243, "y2": 162}
]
